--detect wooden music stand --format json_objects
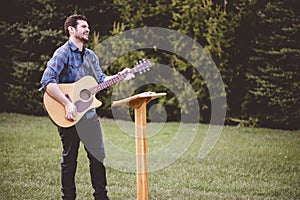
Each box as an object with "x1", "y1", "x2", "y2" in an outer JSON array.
[{"x1": 112, "y1": 92, "x2": 167, "y2": 200}]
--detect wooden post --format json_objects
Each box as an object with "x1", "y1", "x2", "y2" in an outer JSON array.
[
  {"x1": 135, "y1": 101, "x2": 148, "y2": 200},
  {"x1": 112, "y1": 92, "x2": 166, "y2": 200}
]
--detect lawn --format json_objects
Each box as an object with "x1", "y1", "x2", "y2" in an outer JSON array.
[{"x1": 0, "y1": 113, "x2": 299, "y2": 199}]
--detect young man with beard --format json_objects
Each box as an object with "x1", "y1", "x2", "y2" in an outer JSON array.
[{"x1": 40, "y1": 14, "x2": 134, "y2": 200}]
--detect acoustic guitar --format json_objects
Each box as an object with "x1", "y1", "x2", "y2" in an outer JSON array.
[{"x1": 43, "y1": 59, "x2": 152, "y2": 127}]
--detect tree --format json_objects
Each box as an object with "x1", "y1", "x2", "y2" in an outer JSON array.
[
  {"x1": 223, "y1": 0, "x2": 260, "y2": 120},
  {"x1": 246, "y1": 0, "x2": 300, "y2": 129},
  {"x1": 1, "y1": 0, "x2": 298, "y2": 129},
  {"x1": 1, "y1": 0, "x2": 119, "y2": 115},
  {"x1": 2, "y1": 0, "x2": 66, "y2": 114},
  {"x1": 170, "y1": 0, "x2": 232, "y2": 122}
]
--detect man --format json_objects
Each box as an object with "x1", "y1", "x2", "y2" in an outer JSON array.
[{"x1": 40, "y1": 14, "x2": 133, "y2": 200}]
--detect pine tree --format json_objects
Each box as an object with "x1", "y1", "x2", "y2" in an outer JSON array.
[
  {"x1": 224, "y1": 0, "x2": 259, "y2": 120},
  {"x1": 3, "y1": 0, "x2": 66, "y2": 115},
  {"x1": 246, "y1": 0, "x2": 300, "y2": 129},
  {"x1": 171, "y1": 0, "x2": 232, "y2": 122},
  {"x1": 1, "y1": 0, "x2": 119, "y2": 114}
]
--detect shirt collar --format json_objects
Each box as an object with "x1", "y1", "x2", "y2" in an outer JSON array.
[{"x1": 67, "y1": 40, "x2": 86, "y2": 54}]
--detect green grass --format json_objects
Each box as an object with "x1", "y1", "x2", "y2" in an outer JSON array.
[{"x1": 0, "y1": 113, "x2": 299, "y2": 199}]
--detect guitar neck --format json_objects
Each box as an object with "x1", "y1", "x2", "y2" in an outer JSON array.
[
  {"x1": 89, "y1": 59, "x2": 151, "y2": 95},
  {"x1": 90, "y1": 73, "x2": 127, "y2": 94}
]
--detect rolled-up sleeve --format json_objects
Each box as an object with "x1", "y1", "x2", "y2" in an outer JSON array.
[{"x1": 39, "y1": 48, "x2": 67, "y2": 91}]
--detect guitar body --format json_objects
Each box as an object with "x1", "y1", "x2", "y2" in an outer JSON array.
[{"x1": 43, "y1": 76, "x2": 102, "y2": 128}]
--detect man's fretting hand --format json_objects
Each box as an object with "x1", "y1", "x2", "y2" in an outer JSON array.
[{"x1": 121, "y1": 68, "x2": 135, "y2": 81}]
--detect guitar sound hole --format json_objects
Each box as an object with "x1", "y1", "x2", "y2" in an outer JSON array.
[{"x1": 80, "y1": 89, "x2": 91, "y2": 101}]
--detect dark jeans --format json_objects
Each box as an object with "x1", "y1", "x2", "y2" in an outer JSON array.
[{"x1": 58, "y1": 112, "x2": 109, "y2": 200}]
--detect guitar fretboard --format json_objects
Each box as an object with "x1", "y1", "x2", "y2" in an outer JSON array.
[
  {"x1": 89, "y1": 73, "x2": 126, "y2": 94},
  {"x1": 87, "y1": 59, "x2": 151, "y2": 95}
]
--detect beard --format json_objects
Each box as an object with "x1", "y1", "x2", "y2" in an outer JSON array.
[{"x1": 74, "y1": 32, "x2": 89, "y2": 42}]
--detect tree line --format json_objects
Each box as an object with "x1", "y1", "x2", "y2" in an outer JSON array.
[{"x1": 0, "y1": 0, "x2": 299, "y2": 129}]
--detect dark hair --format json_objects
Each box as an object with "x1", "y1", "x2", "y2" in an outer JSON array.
[{"x1": 64, "y1": 14, "x2": 88, "y2": 37}]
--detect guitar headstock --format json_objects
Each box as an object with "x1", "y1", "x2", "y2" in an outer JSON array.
[{"x1": 132, "y1": 59, "x2": 152, "y2": 74}]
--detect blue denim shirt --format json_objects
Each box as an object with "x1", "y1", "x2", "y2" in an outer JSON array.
[{"x1": 40, "y1": 40, "x2": 106, "y2": 91}]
